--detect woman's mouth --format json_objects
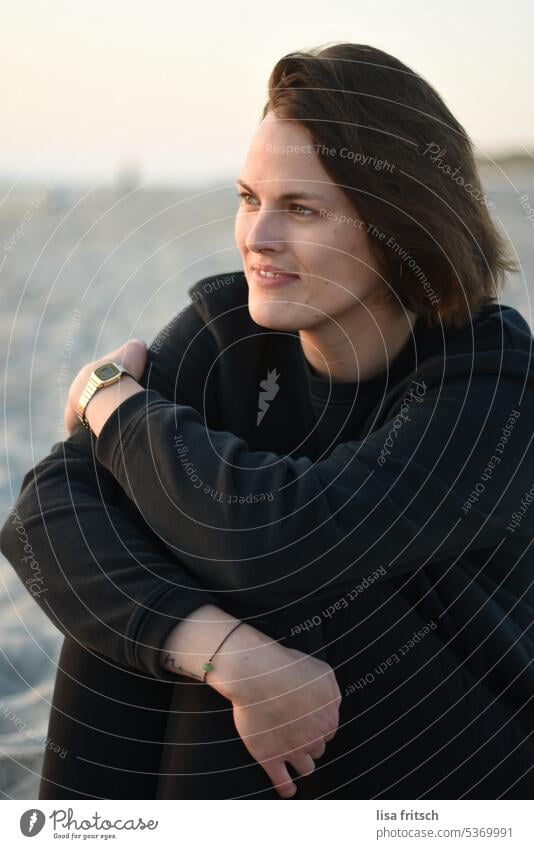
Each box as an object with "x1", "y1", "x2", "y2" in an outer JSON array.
[{"x1": 251, "y1": 267, "x2": 300, "y2": 288}]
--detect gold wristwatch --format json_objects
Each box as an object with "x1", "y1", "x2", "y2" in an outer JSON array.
[{"x1": 76, "y1": 362, "x2": 134, "y2": 429}]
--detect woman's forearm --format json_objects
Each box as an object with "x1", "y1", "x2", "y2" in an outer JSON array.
[
  {"x1": 161, "y1": 603, "x2": 282, "y2": 699},
  {"x1": 161, "y1": 604, "x2": 242, "y2": 681}
]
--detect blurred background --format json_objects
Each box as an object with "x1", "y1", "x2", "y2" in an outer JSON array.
[{"x1": 1, "y1": 0, "x2": 533, "y2": 798}]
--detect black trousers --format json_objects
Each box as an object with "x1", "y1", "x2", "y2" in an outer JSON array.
[{"x1": 39, "y1": 584, "x2": 534, "y2": 800}]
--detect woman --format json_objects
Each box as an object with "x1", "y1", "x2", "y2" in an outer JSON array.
[{"x1": 2, "y1": 42, "x2": 533, "y2": 800}]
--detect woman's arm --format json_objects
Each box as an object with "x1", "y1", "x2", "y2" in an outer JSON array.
[
  {"x1": 0, "y1": 301, "x2": 234, "y2": 680},
  {"x1": 0, "y1": 421, "x2": 224, "y2": 681},
  {"x1": 87, "y1": 354, "x2": 532, "y2": 607}
]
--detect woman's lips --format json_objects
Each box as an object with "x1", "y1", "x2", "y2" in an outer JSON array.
[{"x1": 251, "y1": 269, "x2": 300, "y2": 288}]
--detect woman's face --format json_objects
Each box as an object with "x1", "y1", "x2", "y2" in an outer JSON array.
[{"x1": 234, "y1": 111, "x2": 392, "y2": 331}]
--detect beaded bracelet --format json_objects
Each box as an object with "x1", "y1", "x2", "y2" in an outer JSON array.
[{"x1": 202, "y1": 621, "x2": 244, "y2": 683}]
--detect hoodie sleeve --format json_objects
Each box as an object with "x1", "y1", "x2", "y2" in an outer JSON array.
[
  {"x1": 94, "y1": 356, "x2": 531, "y2": 607},
  {"x1": 0, "y1": 303, "x2": 222, "y2": 682}
]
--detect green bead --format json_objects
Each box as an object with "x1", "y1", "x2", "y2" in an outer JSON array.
[{"x1": 203, "y1": 662, "x2": 214, "y2": 672}]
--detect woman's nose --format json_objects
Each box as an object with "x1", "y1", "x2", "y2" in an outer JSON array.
[{"x1": 245, "y1": 207, "x2": 286, "y2": 254}]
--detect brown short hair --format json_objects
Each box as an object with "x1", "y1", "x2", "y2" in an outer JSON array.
[{"x1": 262, "y1": 43, "x2": 518, "y2": 329}]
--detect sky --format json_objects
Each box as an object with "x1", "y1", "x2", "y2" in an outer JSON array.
[{"x1": 1, "y1": 0, "x2": 533, "y2": 187}]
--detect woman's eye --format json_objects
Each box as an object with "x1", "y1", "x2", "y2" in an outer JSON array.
[
  {"x1": 236, "y1": 192, "x2": 257, "y2": 205},
  {"x1": 235, "y1": 193, "x2": 313, "y2": 217},
  {"x1": 290, "y1": 205, "x2": 313, "y2": 216}
]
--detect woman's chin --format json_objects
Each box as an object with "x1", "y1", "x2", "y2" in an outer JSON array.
[{"x1": 247, "y1": 298, "x2": 304, "y2": 331}]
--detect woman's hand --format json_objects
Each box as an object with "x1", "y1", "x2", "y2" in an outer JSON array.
[
  {"x1": 207, "y1": 625, "x2": 342, "y2": 798},
  {"x1": 65, "y1": 339, "x2": 147, "y2": 435},
  {"x1": 230, "y1": 646, "x2": 342, "y2": 798}
]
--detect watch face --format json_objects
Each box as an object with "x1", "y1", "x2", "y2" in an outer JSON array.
[{"x1": 94, "y1": 363, "x2": 120, "y2": 381}]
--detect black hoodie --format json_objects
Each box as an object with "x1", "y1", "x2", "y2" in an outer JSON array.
[{"x1": 1, "y1": 269, "x2": 533, "y2": 798}]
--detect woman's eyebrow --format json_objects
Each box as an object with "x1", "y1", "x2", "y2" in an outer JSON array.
[{"x1": 236, "y1": 179, "x2": 326, "y2": 202}]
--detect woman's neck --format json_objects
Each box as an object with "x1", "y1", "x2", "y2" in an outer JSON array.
[{"x1": 298, "y1": 304, "x2": 418, "y2": 384}]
